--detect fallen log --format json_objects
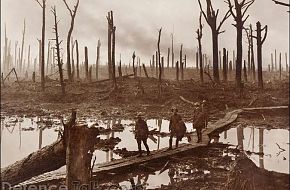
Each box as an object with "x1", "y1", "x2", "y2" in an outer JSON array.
[
  {"x1": 93, "y1": 74, "x2": 134, "y2": 83},
  {"x1": 179, "y1": 96, "x2": 198, "y2": 106},
  {"x1": 1, "y1": 111, "x2": 77, "y2": 188},
  {"x1": 1, "y1": 139, "x2": 66, "y2": 187}
]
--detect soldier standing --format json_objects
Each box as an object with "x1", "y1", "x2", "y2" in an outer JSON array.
[
  {"x1": 193, "y1": 100, "x2": 208, "y2": 143},
  {"x1": 135, "y1": 113, "x2": 150, "y2": 157},
  {"x1": 168, "y1": 107, "x2": 186, "y2": 150}
]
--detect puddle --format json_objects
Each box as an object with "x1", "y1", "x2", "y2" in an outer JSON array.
[
  {"x1": 214, "y1": 125, "x2": 289, "y2": 174},
  {"x1": 99, "y1": 145, "x2": 235, "y2": 189},
  {"x1": 1, "y1": 116, "x2": 195, "y2": 168}
]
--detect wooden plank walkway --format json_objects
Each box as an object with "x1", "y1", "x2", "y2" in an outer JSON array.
[{"x1": 18, "y1": 106, "x2": 288, "y2": 186}]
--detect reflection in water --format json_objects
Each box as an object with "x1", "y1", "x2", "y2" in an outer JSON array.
[
  {"x1": 1, "y1": 116, "x2": 195, "y2": 168},
  {"x1": 157, "y1": 119, "x2": 162, "y2": 150},
  {"x1": 1, "y1": 116, "x2": 59, "y2": 168},
  {"x1": 217, "y1": 126, "x2": 289, "y2": 174},
  {"x1": 129, "y1": 173, "x2": 149, "y2": 190},
  {"x1": 237, "y1": 125, "x2": 244, "y2": 150},
  {"x1": 259, "y1": 128, "x2": 264, "y2": 169}
]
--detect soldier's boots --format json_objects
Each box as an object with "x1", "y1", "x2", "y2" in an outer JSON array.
[
  {"x1": 168, "y1": 137, "x2": 173, "y2": 150},
  {"x1": 176, "y1": 139, "x2": 179, "y2": 148},
  {"x1": 147, "y1": 150, "x2": 150, "y2": 156}
]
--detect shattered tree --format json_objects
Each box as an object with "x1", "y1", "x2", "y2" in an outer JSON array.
[
  {"x1": 62, "y1": 0, "x2": 80, "y2": 82},
  {"x1": 253, "y1": 21, "x2": 268, "y2": 89},
  {"x1": 196, "y1": 12, "x2": 204, "y2": 82},
  {"x1": 198, "y1": 0, "x2": 231, "y2": 83},
  {"x1": 52, "y1": 6, "x2": 65, "y2": 94},
  {"x1": 35, "y1": 0, "x2": 46, "y2": 91},
  {"x1": 226, "y1": 0, "x2": 255, "y2": 89}
]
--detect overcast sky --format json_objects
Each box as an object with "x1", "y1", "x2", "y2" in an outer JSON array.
[{"x1": 1, "y1": 0, "x2": 289, "y2": 67}]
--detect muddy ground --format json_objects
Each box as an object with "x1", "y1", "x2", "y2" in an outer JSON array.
[
  {"x1": 1, "y1": 74, "x2": 289, "y2": 189},
  {"x1": 1, "y1": 76, "x2": 289, "y2": 121}
]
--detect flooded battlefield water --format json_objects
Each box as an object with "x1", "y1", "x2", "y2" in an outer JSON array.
[{"x1": 1, "y1": 113, "x2": 289, "y2": 189}]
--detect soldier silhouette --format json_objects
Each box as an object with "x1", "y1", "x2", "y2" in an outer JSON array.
[
  {"x1": 168, "y1": 107, "x2": 186, "y2": 150},
  {"x1": 135, "y1": 113, "x2": 150, "y2": 157}
]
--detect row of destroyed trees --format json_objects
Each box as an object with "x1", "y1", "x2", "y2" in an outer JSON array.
[
  {"x1": 1, "y1": 0, "x2": 288, "y2": 94},
  {"x1": 195, "y1": 0, "x2": 270, "y2": 89},
  {"x1": 33, "y1": 0, "x2": 80, "y2": 94}
]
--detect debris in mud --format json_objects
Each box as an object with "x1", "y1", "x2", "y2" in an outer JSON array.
[
  {"x1": 95, "y1": 137, "x2": 121, "y2": 151},
  {"x1": 112, "y1": 123, "x2": 124, "y2": 132},
  {"x1": 113, "y1": 148, "x2": 141, "y2": 158},
  {"x1": 21, "y1": 127, "x2": 34, "y2": 131},
  {"x1": 95, "y1": 126, "x2": 112, "y2": 134}
]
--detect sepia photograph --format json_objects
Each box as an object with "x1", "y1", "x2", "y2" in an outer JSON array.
[{"x1": 1, "y1": 0, "x2": 289, "y2": 189}]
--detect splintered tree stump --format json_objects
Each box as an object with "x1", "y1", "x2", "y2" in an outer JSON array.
[
  {"x1": 1, "y1": 111, "x2": 99, "y2": 188},
  {"x1": 66, "y1": 123, "x2": 98, "y2": 189}
]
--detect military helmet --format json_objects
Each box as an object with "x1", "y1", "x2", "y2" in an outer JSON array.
[
  {"x1": 137, "y1": 112, "x2": 143, "y2": 117},
  {"x1": 171, "y1": 107, "x2": 178, "y2": 112}
]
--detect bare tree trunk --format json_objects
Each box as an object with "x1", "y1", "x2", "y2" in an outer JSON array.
[
  {"x1": 41, "y1": 3, "x2": 45, "y2": 91},
  {"x1": 212, "y1": 31, "x2": 220, "y2": 82},
  {"x1": 167, "y1": 48, "x2": 170, "y2": 68},
  {"x1": 111, "y1": 13, "x2": 117, "y2": 88},
  {"x1": 219, "y1": 50, "x2": 222, "y2": 70},
  {"x1": 275, "y1": 49, "x2": 277, "y2": 71},
  {"x1": 279, "y1": 52, "x2": 282, "y2": 80},
  {"x1": 46, "y1": 41, "x2": 50, "y2": 76},
  {"x1": 131, "y1": 52, "x2": 136, "y2": 77},
  {"x1": 107, "y1": 12, "x2": 112, "y2": 79},
  {"x1": 157, "y1": 28, "x2": 162, "y2": 96},
  {"x1": 176, "y1": 61, "x2": 179, "y2": 81},
  {"x1": 196, "y1": 20, "x2": 204, "y2": 82},
  {"x1": 19, "y1": 20, "x2": 26, "y2": 75},
  {"x1": 152, "y1": 54, "x2": 155, "y2": 68},
  {"x1": 180, "y1": 44, "x2": 184, "y2": 80},
  {"x1": 118, "y1": 56, "x2": 122, "y2": 77},
  {"x1": 236, "y1": 23, "x2": 243, "y2": 89},
  {"x1": 52, "y1": 6, "x2": 65, "y2": 95},
  {"x1": 198, "y1": 0, "x2": 230, "y2": 84},
  {"x1": 71, "y1": 38, "x2": 75, "y2": 80},
  {"x1": 88, "y1": 66, "x2": 92, "y2": 82},
  {"x1": 161, "y1": 56, "x2": 165, "y2": 78},
  {"x1": 96, "y1": 39, "x2": 101, "y2": 80},
  {"x1": 223, "y1": 48, "x2": 228, "y2": 82},
  {"x1": 38, "y1": 40, "x2": 42, "y2": 79},
  {"x1": 171, "y1": 33, "x2": 174, "y2": 68},
  {"x1": 75, "y1": 40, "x2": 80, "y2": 79},
  {"x1": 142, "y1": 64, "x2": 149, "y2": 78},
  {"x1": 271, "y1": 53, "x2": 274, "y2": 72},
  {"x1": 62, "y1": 0, "x2": 80, "y2": 82},
  {"x1": 155, "y1": 51, "x2": 158, "y2": 78},
  {"x1": 84, "y1": 47, "x2": 89, "y2": 81},
  {"x1": 184, "y1": 54, "x2": 187, "y2": 69},
  {"x1": 255, "y1": 21, "x2": 268, "y2": 89},
  {"x1": 285, "y1": 53, "x2": 288, "y2": 73},
  {"x1": 243, "y1": 60, "x2": 248, "y2": 82},
  {"x1": 14, "y1": 41, "x2": 18, "y2": 72},
  {"x1": 196, "y1": 51, "x2": 199, "y2": 70},
  {"x1": 227, "y1": 0, "x2": 255, "y2": 88},
  {"x1": 112, "y1": 26, "x2": 117, "y2": 86}
]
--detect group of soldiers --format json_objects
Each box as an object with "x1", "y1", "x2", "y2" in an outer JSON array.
[{"x1": 134, "y1": 100, "x2": 208, "y2": 157}]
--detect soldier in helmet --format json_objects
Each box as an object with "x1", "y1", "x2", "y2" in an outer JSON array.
[
  {"x1": 193, "y1": 100, "x2": 208, "y2": 143},
  {"x1": 168, "y1": 107, "x2": 186, "y2": 150},
  {"x1": 135, "y1": 113, "x2": 150, "y2": 157}
]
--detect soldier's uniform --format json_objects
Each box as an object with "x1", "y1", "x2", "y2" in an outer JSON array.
[
  {"x1": 193, "y1": 101, "x2": 208, "y2": 143},
  {"x1": 168, "y1": 108, "x2": 186, "y2": 149},
  {"x1": 135, "y1": 115, "x2": 150, "y2": 156}
]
